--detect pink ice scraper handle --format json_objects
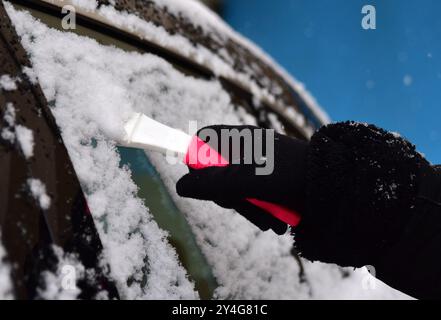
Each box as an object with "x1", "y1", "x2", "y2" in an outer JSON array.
[
  {"x1": 121, "y1": 112, "x2": 301, "y2": 227},
  {"x1": 184, "y1": 136, "x2": 301, "y2": 227}
]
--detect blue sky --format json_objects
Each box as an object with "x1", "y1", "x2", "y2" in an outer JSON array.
[{"x1": 224, "y1": 0, "x2": 441, "y2": 164}]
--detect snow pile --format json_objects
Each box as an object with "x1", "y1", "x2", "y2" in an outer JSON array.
[
  {"x1": 0, "y1": 74, "x2": 18, "y2": 91},
  {"x1": 0, "y1": 236, "x2": 13, "y2": 300},
  {"x1": 27, "y1": 178, "x2": 51, "y2": 210},
  {"x1": 7, "y1": 3, "x2": 409, "y2": 300}
]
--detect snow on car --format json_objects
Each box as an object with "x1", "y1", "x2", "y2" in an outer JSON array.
[{"x1": 0, "y1": 0, "x2": 408, "y2": 299}]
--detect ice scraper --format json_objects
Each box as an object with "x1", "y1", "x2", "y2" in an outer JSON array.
[{"x1": 119, "y1": 112, "x2": 301, "y2": 227}]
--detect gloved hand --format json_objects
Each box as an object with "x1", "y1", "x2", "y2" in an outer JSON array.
[
  {"x1": 176, "y1": 125, "x2": 309, "y2": 235},
  {"x1": 176, "y1": 121, "x2": 441, "y2": 300}
]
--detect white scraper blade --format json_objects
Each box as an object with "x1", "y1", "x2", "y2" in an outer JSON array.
[{"x1": 120, "y1": 113, "x2": 192, "y2": 157}]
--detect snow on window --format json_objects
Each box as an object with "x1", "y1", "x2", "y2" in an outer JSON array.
[
  {"x1": 27, "y1": 178, "x2": 51, "y2": 210},
  {"x1": 15, "y1": 125, "x2": 34, "y2": 159},
  {"x1": 0, "y1": 74, "x2": 18, "y2": 91},
  {"x1": 7, "y1": 3, "x2": 409, "y2": 300},
  {"x1": 7, "y1": 3, "x2": 197, "y2": 300},
  {"x1": 67, "y1": 0, "x2": 329, "y2": 126},
  {"x1": 147, "y1": 0, "x2": 330, "y2": 125},
  {"x1": 0, "y1": 234, "x2": 13, "y2": 300}
]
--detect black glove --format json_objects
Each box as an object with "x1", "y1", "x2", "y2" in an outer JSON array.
[{"x1": 176, "y1": 125, "x2": 309, "y2": 235}]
